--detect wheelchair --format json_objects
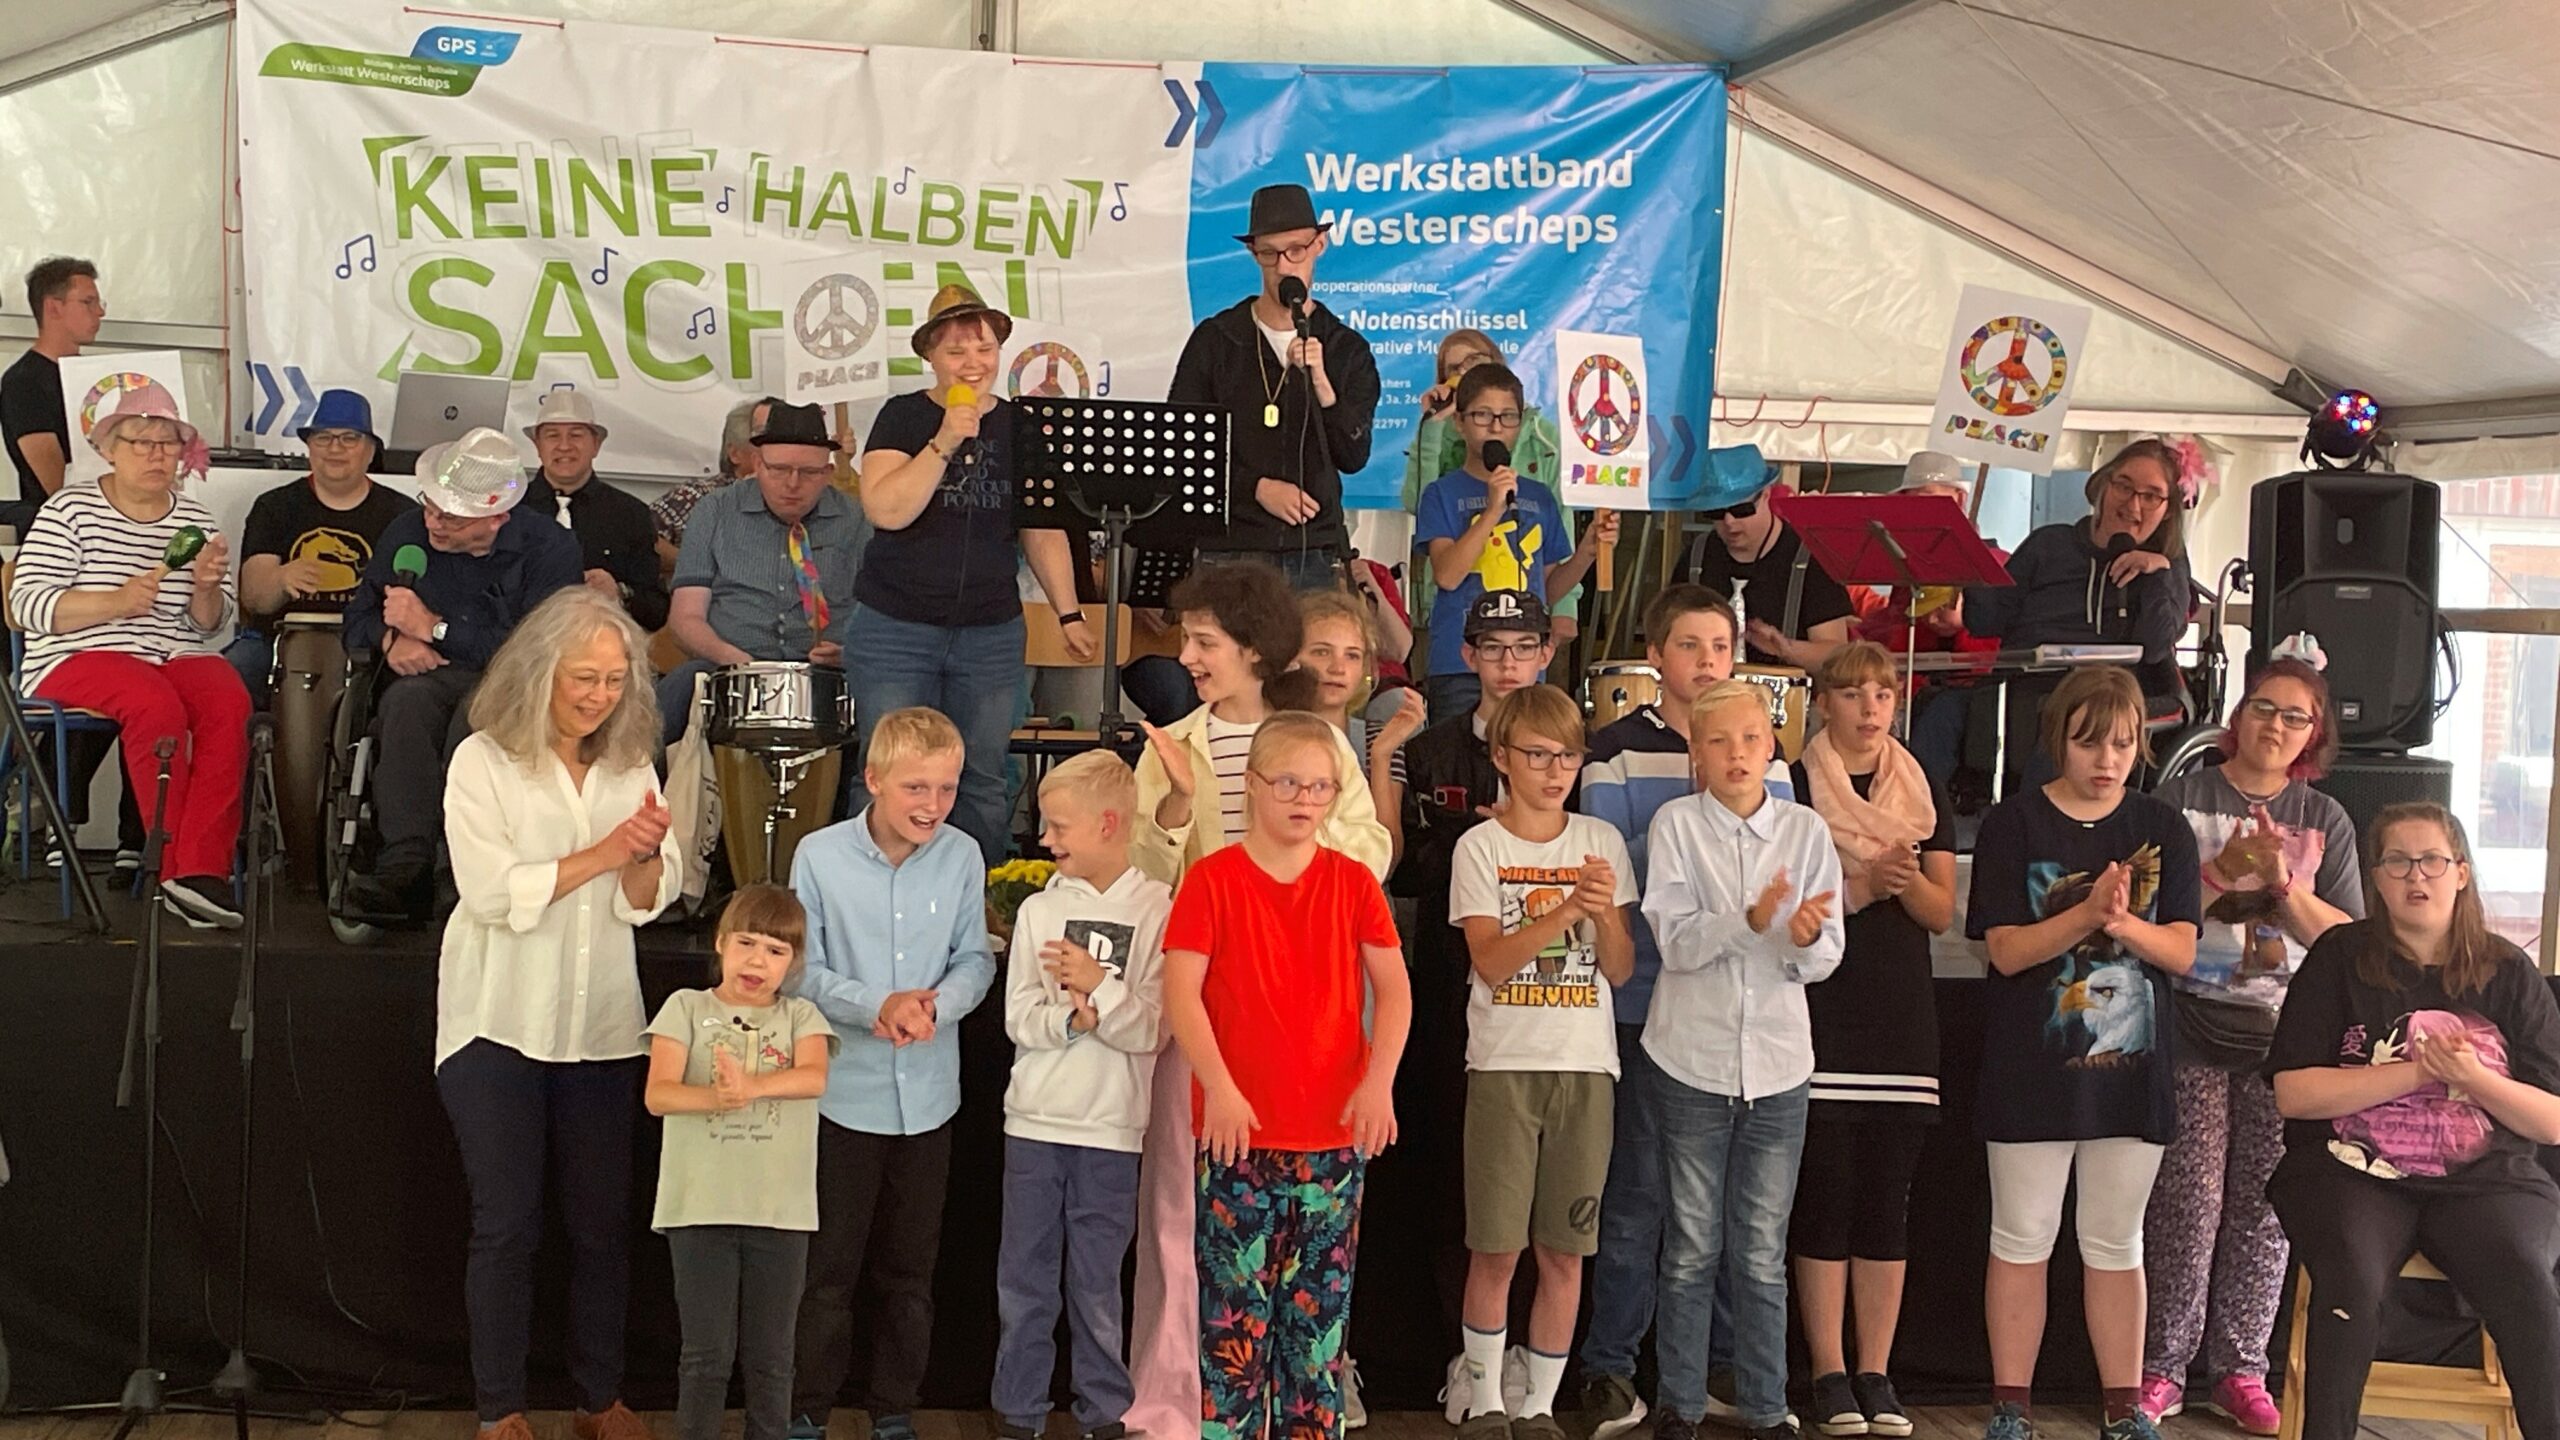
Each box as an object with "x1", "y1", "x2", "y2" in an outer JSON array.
[
  {"x1": 2144, "y1": 557, "x2": 2250, "y2": 791},
  {"x1": 318, "y1": 647, "x2": 400, "y2": 944}
]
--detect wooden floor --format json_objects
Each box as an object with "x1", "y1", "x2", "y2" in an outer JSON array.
[{"x1": 0, "y1": 1408, "x2": 2482, "y2": 1440}]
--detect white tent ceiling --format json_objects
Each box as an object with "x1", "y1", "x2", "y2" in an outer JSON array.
[{"x1": 1501, "y1": 0, "x2": 2560, "y2": 435}]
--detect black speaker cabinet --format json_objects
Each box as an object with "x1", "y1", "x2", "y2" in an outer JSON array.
[
  {"x1": 2312, "y1": 752, "x2": 2456, "y2": 849},
  {"x1": 2250, "y1": 471, "x2": 2440, "y2": 750}
]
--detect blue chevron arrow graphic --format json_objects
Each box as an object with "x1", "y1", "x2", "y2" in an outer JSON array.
[
  {"x1": 1194, "y1": 80, "x2": 1226, "y2": 147},
  {"x1": 1648, "y1": 413, "x2": 1698, "y2": 493},
  {"x1": 284, "y1": 366, "x2": 319, "y2": 433},
  {"x1": 1163, "y1": 78, "x2": 1194, "y2": 148},
  {"x1": 249, "y1": 363, "x2": 283, "y2": 434}
]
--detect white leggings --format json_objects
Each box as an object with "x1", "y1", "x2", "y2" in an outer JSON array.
[{"x1": 1985, "y1": 1138, "x2": 2166, "y2": 1270}]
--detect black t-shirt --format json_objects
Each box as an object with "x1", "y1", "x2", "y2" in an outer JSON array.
[
  {"x1": 239, "y1": 477, "x2": 415, "y2": 618},
  {"x1": 1392, "y1": 713, "x2": 1502, "y2": 907},
  {"x1": 859, "y1": 389, "x2": 1025, "y2": 628},
  {"x1": 1965, "y1": 785, "x2": 2203, "y2": 1143},
  {"x1": 2, "y1": 349, "x2": 68, "y2": 503},
  {"x1": 1791, "y1": 763, "x2": 1955, "y2": 1110},
  {"x1": 2266, "y1": 921, "x2": 2560, "y2": 1194},
  {"x1": 1677, "y1": 522, "x2": 1856, "y2": 666}
]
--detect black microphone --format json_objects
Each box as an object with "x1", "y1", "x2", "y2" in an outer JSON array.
[
  {"x1": 1277, "y1": 275, "x2": 1311, "y2": 347},
  {"x1": 1484, "y1": 439, "x2": 1516, "y2": 522},
  {"x1": 2102, "y1": 532, "x2": 2135, "y2": 631}
]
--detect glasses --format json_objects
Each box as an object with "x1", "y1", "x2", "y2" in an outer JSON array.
[
  {"x1": 1251, "y1": 238, "x2": 1320, "y2": 265},
  {"x1": 2241, "y1": 697, "x2": 2316, "y2": 731},
  {"x1": 119, "y1": 437, "x2": 183, "y2": 456},
  {"x1": 1250, "y1": 771, "x2": 1339, "y2": 803},
  {"x1": 765, "y1": 463, "x2": 834, "y2": 482},
  {"x1": 1445, "y1": 352, "x2": 1497, "y2": 379},
  {"x1": 1503, "y1": 744, "x2": 1585, "y2": 772},
  {"x1": 2378, "y1": 852, "x2": 2457, "y2": 879},
  {"x1": 307, "y1": 430, "x2": 369, "y2": 448},
  {"x1": 1469, "y1": 640, "x2": 1548, "y2": 661},
  {"x1": 1462, "y1": 408, "x2": 1524, "y2": 430},
  {"x1": 2107, "y1": 476, "x2": 2174, "y2": 511},
  {"x1": 1701, "y1": 499, "x2": 1758, "y2": 522}
]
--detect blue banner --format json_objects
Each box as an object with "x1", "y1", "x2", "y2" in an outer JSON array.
[{"x1": 1188, "y1": 63, "x2": 1727, "y2": 510}]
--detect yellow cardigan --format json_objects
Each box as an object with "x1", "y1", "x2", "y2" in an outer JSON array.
[{"x1": 1132, "y1": 706, "x2": 1394, "y2": 887}]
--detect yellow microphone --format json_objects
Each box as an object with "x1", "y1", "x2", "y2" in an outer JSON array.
[
  {"x1": 947, "y1": 382, "x2": 976, "y2": 407},
  {"x1": 945, "y1": 383, "x2": 979, "y2": 466}
]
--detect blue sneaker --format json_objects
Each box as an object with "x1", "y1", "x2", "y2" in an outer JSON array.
[
  {"x1": 2100, "y1": 1415, "x2": 2162, "y2": 1440},
  {"x1": 872, "y1": 1414, "x2": 918, "y2": 1440},
  {"x1": 1983, "y1": 1403, "x2": 2034, "y2": 1440}
]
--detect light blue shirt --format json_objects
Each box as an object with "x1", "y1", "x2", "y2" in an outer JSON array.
[
  {"x1": 1641, "y1": 790, "x2": 1845, "y2": 1101},
  {"x1": 789, "y1": 811, "x2": 995, "y2": 1136}
]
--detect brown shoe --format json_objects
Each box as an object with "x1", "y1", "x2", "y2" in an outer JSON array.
[
  {"x1": 481, "y1": 1416, "x2": 538, "y2": 1440},
  {"x1": 575, "y1": 1402, "x2": 656, "y2": 1440}
]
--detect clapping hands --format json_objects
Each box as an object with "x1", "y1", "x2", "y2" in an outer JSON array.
[{"x1": 1746, "y1": 867, "x2": 1837, "y2": 948}]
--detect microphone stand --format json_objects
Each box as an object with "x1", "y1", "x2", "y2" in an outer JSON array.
[
  {"x1": 212, "y1": 717, "x2": 276, "y2": 1439},
  {"x1": 107, "y1": 739, "x2": 178, "y2": 1440}
]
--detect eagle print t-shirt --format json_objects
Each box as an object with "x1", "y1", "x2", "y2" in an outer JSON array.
[
  {"x1": 2267, "y1": 921, "x2": 2560, "y2": 1192},
  {"x1": 1966, "y1": 785, "x2": 2202, "y2": 1144},
  {"x1": 1447, "y1": 812, "x2": 1637, "y2": 1075}
]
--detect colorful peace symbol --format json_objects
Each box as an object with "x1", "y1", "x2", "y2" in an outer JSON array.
[
  {"x1": 1959, "y1": 315, "x2": 2069, "y2": 417},
  {"x1": 79, "y1": 372, "x2": 167, "y2": 441},
  {"x1": 1565, "y1": 352, "x2": 1642, "y2": 457},
  {"x1": 1007, "y1": 341, "x2": 1092, "y2": 399}
]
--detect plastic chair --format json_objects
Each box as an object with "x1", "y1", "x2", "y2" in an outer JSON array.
[
  {"x1": 2276, "y1": 1252, "x2": 2517, "y2": 1440},
  {"x1": 0, "y1": 566, "x2": 123, "y2": 919}
]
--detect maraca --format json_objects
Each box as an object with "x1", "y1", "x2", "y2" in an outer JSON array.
[{"x1": 163, "y1": 526, "x2": 208, "y2": 569}]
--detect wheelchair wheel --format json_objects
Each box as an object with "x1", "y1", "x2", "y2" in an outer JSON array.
[
  {"x1": 2149, "y1": 725, "x2": 2226, "y2": 790},
  {"x1": 329, "y1": 914, "x2": 381, "y2": 946},
  {"x1": 320, "y1": 653, "x2": 393, "y2": 942}
]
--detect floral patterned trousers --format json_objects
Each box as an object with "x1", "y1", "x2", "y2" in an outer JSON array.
[{"x1": 1196, "y1": 1147, "x2": 1365, "y2": 1440}]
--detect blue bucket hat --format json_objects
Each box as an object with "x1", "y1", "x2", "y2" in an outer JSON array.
[{"x1": 298, "y1": 388, "x2": 384, "y2": 456}]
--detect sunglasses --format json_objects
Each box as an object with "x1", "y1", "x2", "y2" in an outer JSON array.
[{"x1": 1701, "y1": 499, "x2": 1758, "y2": 522}]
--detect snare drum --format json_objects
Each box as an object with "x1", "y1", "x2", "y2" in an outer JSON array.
[
  {"x1": 270, "y1": 614, "x2": 347, "y2": 891},
  {"x1": 707, "y1": 661, "x2": 851, "y2": 754},
  {"x1": 1734, "y1": 664, "x2": 1813, "y2": 761},
  {"x1": 1584, "y1": 662, "x2": 1661, "y2": 728}
]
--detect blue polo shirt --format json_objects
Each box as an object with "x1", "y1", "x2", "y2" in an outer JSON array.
[
  {"x1": 788, "y1": 810, "x2": 995, "y2": 1136},
  {"x1": 670, "y1": 477, "x2": 869, "y2": 659}
]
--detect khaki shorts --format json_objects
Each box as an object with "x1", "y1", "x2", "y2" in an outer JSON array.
[{"x1": 1463, "y1": 1069, "x2": 1615, "y2": 1256}]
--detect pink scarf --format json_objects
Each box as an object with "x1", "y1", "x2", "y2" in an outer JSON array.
[{"x1": 1802, "y1": 727, "x2": 1935, "y2": 873}]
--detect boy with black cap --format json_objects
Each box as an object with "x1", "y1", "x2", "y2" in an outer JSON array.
[{"x1": 1168, "y1": 183, "x2": 1382, "y2": 591}]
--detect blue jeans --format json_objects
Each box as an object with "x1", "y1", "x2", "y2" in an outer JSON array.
[
  {"x1": 1584, "y1": 1023, "x2": 1668, "y2": 1380},
  {"x1": 992, "y1": 1138, "x2": 1142, "y2": 1432},
  {"x1": 1653, "y1": 1073, "x2": 1809, "y2": 1428},
  {"x1": 1196, "y1": 546, "x2": 1340, "y2": 594},
  {"x1": 225, "y1": 629, "x2": 275, "y2": 709},
  {"x1": 847, "y1": 606, "x2": 1026, "y2": 866}
]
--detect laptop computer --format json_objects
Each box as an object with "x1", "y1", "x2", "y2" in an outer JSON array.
[{"x1": 386, "y1": 372, "x2": 511, "y2": 453}]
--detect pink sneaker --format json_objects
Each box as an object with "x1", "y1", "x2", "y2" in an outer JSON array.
[
  {"x1": 2136, "y1": 1375, "x2": 2184, "y2": 1423},
  {"x1": 2206, "y1": 1375, "x2": 2281, "y2": 1436}
]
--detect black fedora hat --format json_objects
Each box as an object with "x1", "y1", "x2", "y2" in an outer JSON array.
[
  {"x1": 751, "y1": 400, "x2": 841, "y2": 452},
  {"x1": 1232, "y1": 183, "x2": 1334, "y2": 244}
]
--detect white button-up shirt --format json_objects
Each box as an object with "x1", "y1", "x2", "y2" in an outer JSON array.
[
  {"x1": 1641, "y1": 790, "x2": 1845, "y2": 1100},
  {"x1": 434, "y1": 732, "x2": 683, "y2": 1070}
]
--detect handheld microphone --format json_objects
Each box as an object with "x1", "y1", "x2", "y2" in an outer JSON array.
[
  {"x1": 1483, "y1": 439, "x2": 1516, "y2": 522},
  {"x1": 1276, "y1": 275, "x2": 1311, "y2": 347},
  {"x1": 163, "y1": 526, "x2": 207, "y2": 569},
  {"x1": 393, "y1": 543, "x2": 428, "y2": 584},
  {"x1": 946, "y1": 382, "x2": 980, "y2": 468},
  {"x1": 2102, "y1": 532, "x2": 2134, "y2": 631}
]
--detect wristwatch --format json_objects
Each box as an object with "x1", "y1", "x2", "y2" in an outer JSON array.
[
  {"x1": 1058, "y1": 611, "x2": 1087, "y2": 627},
  {"x1": 430, "y1": 620, "x2": 450, "y2": 644}
]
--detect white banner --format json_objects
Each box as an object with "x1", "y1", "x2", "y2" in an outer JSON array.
[
  {"x1": 1928, "y1": 285, "x2": 2093, "y2": 475},
  {"x1": 58, "y1": 350, "x2": 194, "y2": 487},
  {"x1": 1554, "y1": 328, "x2": 1650, "y2": 509},
  {"x1": 775, "y1": 253, "x2": 892, "y2": 408}
]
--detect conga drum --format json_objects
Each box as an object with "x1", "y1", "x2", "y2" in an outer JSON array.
[
  {"x1": 1584, "y1": 661, "x2": 1661, "y2": 728},
  {"x1": 270, "y1": 614, "x2": 347, "y2": 891},
  {"x1": 706, "y1": 661, "x2": 853, "y2": 887},
  {"x1": 714, "y1": 746, "x2": 842, "y2": 888}
]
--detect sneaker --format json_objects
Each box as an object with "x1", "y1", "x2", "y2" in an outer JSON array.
[
  {"x1": 115, "y1": 847, "x2": 143, "y2": 877},
  {"x1": 1705, "y1": 1369, "x2": 1744, "y2": 1425},
  {"x1": 1851, "y1": 1374, "x2": 1909, "y2": 1439},
  {"x1": 2101, "y1": 1414, "x2": 2164, "y2": 1440},
  {"x1": 2137, "y1": 1375, "x2": 2185, "y2": 1424},
  {"x1": 1655, "y1": 1414, "x2": 1700, "y2": 1440},
  {"x1": 1080, "y1": 1427, "x2": 1127, "y2": 1440},
  {"x1": 1982, "y1": 1402, "x2": 2034, "y2": 1440},
  {"x1": 1343, "y1": 1360, "x2": 1368, "y2": 1431},
  {"x1": 1503, "y1": 1345, "x2": 1531, "y2": 1416},
  {"x1": 1456, "y1": 1412, "x2": 1514, "y2": 1440},
  {"x1": 1745, "y1": 1428, "x2": 1797, "y2": 1440},
  {"x1": 571, "y1": 1404, "x2": 652, "y2": 1440},
  {"x1": 480, "y1": 1416, "x2": 537, "y2": 1440},
  {"x1": 786, "y1": 1416, "x2": 826, "y2": 1440},
  {"x1": 2204, "y1": 1375, "x2": 2281, "y2": 1436},
  {"x1": 162, "y1": 875, "x2": 244, "y2": 929},
  {"x1": 872, "y1": 1415, "x2": 919, "y2": 1440},
  {"x1": 1583, "y1": 1373, "x2": 1650, "y2": 1440},
  {"x1": 1515, "y1": 1416, "x2": 1569, "y2": 1440},
  {"x1": 1441, "y1": 1353, "x2": 1472, "y2": 1426},
  {"x1": 1810, "y1": 1373, "x2": 1866, "y2": 1437}
]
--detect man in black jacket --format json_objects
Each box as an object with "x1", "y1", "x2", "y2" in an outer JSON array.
[{"x1": 1169, "y1": 183, "x2": 1381, "y2": 591}]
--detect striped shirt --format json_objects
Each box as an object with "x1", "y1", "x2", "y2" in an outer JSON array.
[
  {"x1": 11, "y1": 485, "x2": 231, "y2": 692},
  {"x1": 1205, "y1": 713, "x2": 1255, "y2": 848}
]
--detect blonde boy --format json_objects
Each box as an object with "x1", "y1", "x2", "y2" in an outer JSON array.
[
  {"x1": 1449, "y1": 686, "x2": 1636, "y2": 1440},
  {"x1": 993, "y1": 751, "x2": 1172, "y2": 1440},
  {"x1": 786, "y1": 708, "x2": 995, "y2": 1440},
  {"x1": 1640, "y1": 682, "x2": 1845, "y2": 1440}
]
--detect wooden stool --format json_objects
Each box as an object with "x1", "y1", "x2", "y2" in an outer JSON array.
[{"x1": 2277, "y1": 1252, "x2": 2516, "y2": 1440}]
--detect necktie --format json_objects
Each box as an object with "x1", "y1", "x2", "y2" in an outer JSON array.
[
  {"x1": 555, "y1": 490, "x2": 574, "y2": 529},
  {"x1": 788, "y1": 522, "x2": 829, "y2": 634}
]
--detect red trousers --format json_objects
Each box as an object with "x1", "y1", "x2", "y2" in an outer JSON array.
[{"x1": 35, "y1": 651, "x2": 248, "y2": 881}]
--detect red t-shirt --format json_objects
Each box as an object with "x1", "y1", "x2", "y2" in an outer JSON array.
[{"x1": 1164, "y1": 843, "x2": 1400, "y2": 1151}]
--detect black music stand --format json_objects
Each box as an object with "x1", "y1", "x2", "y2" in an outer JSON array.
[
  {"x1": 1015, "y1": 398, "x2": 1230, "y2": 739},
  {"x1": 1773, "y1": 492, "x2": 2013, "y2": 738}
]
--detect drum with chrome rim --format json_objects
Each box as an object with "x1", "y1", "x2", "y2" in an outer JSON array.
[
  {"x1": 1584, "y1": 661, "x2": 1661, "y2": 729},
  {"x1": 1734, "y1": 663, "x2": 1813, "y2": 761},
  {"x1": 707, "y1": 661, "x2": 851, "y2": 755}
]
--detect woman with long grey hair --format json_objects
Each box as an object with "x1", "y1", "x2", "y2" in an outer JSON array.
[{"x1": 432, "y1": 585, "x2": 682, "y2": 1440}]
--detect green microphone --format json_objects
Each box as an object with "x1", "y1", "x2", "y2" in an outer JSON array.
[{"x1": 162, "y1": 526, "x2": 207, "y2": 569}]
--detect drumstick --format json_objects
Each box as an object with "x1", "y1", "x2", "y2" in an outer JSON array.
[{"x1": 1598, "y1": 532, "x2": 1615, "y2": 593}]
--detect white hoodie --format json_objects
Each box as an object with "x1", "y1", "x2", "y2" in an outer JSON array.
[{"x1": 1002, "y1": 865, "x2": 1173, "y2": 1153}]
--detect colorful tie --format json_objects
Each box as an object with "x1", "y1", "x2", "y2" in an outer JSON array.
[{"x1": 788, "y1": 522, "x2": 829, "y2": 634}]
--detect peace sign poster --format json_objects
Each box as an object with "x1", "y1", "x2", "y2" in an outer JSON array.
[
  {"x1": 1928, "y1": 285, "x2": 2093, "y2": 475},
  {"x1": 1554, "y1": 330, "x2": 1649, "y2": 510}
]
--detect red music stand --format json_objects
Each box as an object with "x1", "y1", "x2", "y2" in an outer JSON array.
[{"x1": 1771, "y1": 492, "x2": 2015, "y2": 737}]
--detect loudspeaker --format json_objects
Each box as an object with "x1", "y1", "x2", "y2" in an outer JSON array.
[
  {"x1": 2250, "y1": 471, "x2": 2440, "y2": 750},
  {"x1": 2312, "y1": 752, "x2": 2455, "y2": 849}
]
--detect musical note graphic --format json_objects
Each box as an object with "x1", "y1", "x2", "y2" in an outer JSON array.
[
  {"x1": 717, "y1": 185, "x2": 734, "y2": 214},
  {"x1": 591, "y1": 246, "x2": 619, "y2": 284},
  {"x1": 688, "y1": 307, "x2": 718, "y2": 340},
  {"x1": 1110, "y1": 182, "x2": 1128, "y2": 222},
  {"x1": 894, "y1": 165, "x2": 913, "y2": 195},
  {"x1": 333, "y1": 235, "x2": 377, "y2": 280},
  {"x1": 1097, "y1": 360, "x2": 1113, "y2": 396}
]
